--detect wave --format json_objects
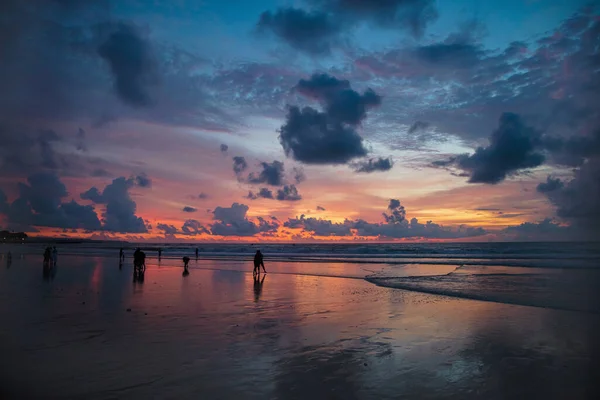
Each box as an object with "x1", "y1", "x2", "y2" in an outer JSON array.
[{"x1": 366, "y1": 271, "x2": 600, "y2": 314}]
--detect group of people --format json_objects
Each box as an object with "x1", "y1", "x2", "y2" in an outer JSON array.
[
  {"x1": 43, "y1": 246, "x2": 58, "y2": 268},
  {"x1": 121, "y1": 246, "x2": 268, "y2": 281}
]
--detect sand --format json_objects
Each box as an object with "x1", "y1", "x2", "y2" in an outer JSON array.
[{"x1": 0, "y1": 255, "x2": 598, "y2": 399}]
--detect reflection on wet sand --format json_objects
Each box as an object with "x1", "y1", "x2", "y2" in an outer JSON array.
[{"x1": 0, "y1": 256, "x2": 597, "y2": 399}]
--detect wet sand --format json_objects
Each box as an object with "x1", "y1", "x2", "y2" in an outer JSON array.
[{"x1": 0, "y1": 255, "x2": 598, "y2": 399}]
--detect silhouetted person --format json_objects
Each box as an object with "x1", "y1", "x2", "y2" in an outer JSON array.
[
  {"x1": 253, "y1": 250, "x2": 266, "y2": 275},
  {"x1": 253, "y1": 274, "x2": 265, "y2": 302},
  {"x1": 195, "y1": 248, "x2": 199, "y2": 259},
  {"x1": 182, "y1": 256, "x2": 190, "y2": 276},
  {"x1": 43, "y1": 247, "x2": 52, "y2": 267},
  {"x1": 158, "y1": 248, "x2": 162, "y2": 259},
  {"x1": 133, "y1": 248, "x2": 146, "y2": 274},
  {"x1": 119, "y1": 248, "x2": 125, "y2": 261},
  {"x1": 52, "y1": 246, "x2": 58, "y2": 267}
]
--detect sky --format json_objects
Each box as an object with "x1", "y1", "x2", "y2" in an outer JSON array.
[{"x1": 0, "y1": 0, "x2": 599, "y2": 242}]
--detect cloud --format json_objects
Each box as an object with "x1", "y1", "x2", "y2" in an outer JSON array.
[
  {"x1": 536, "y1": 176, "x2": 564, "y2": 193},
  {"x1": 80, "y1": 176, "x2": 147, "y2": 233},
  {"x1": 1, "y1": 172, "x2": 101, "y2": 231},
  {"x1": 133, "y1": 173, "x2": 152, "y2": 188},
  {"x1": 97, "y1": 23, "x2": 156, "y2": 106},
  {"x1": 279, "y1": 74, "x2": 381, "y2": 165},
  {"x1": 284, "y1": 215, "x2": 353, "y2": 236},
  {"x1": 540, "y1": 160, "x2": 600, "y2": 235},
  {"x1": 296, "y1": 74, "x2": 381, "y2": 125},
  {"x1": 156, "y1": 223, "x2": 178, "y2": 236},
  {"x1": 181, "y1": 219, "x2": 209, "y2": 235},
  {"x1": 434, "y1": 113, "x2": 545, "y2": 184},
  {"x1": 257, "y1": 8, "x2": 341, "y2": 55},
  {"x1": 280, "y1": 106, "x2": 369, "y2": 164},
  {"x1": 246, "y1": 188, "x2": 274, "y2": 200},
  {"x1": 210, "y1": 203, "x2": 278, "y2": 236},
  {"x1": 182, "y1": 206, "x2": 197, "y2": 213},
  {"x1": 351, "y1": 157, "x2": 393, "y2": 173},
  {"x1": 198, "y1": 192, "x2": 209, "y2": 199},
  {"x1": 285, "y1": 198, "x2": 486, "y2": 239},
  {"x1": 247, "y1": 160, "x2": 285, "y2": 186},
  {"x1": 501, "y1": 218, "x2": 573, "y2": 241},
  {"x1": 220, "y1": 144, "x2": 228, "y2": 153},
  {"x1": 276, "y1": 185, "x2": 302, "y2": 201},
  {"x1": 317, "y1": 205, "x2": 326, "y2": 211},
  {"x1": 233, "y1": 156, "x2": 248, "y2": 176}
]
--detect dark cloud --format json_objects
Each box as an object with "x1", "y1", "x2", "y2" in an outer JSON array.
[
  {"x1": 280, "y1": 106, "x2": 369, "y2": 164},
  {"x1": 210, "y1": 203, "x2": 278, "y2": 236},
  {"x1": 351, "y1": 157, "x2": 393, "y2": 173},
  {"x1": 501, "y1": 218, "x2": 573, "y2": 241},
  {"x1": 133, "y1": 173, "x2": 152, "y2": 188},
  {"x1": 257, "y1": 8, "x2": 340, "y2": 55},
  {"x1": 182, "y1": 206, "x2": 197, "y2": 213},
  {"x1": 197, "y1": 192, "x2": 208, "y2": 199},
  {"x1": 383, "y1": 199, "x2": 406, "y2": 224},
  {"x1": 279, "y1": 74, "x2": 380, "y2": 165},
  {"x1": 284, "y1": 198, "x2": 485, "y2": 239},
  {"x1": 233, "y1": 156, "x2": 248, "y2": 176},
  {"x1": 408, "y1": 121, "x2": 429, "y2": 134},
  {"x1": 0, "y1": 172, "x2": 101, "y2": 231},
  {"x1": 246, "y1": 188, "x2": 274, "y2": 200},
  {"x1": 220, "y1": 144, "x2": 228, "y2": 153},
  {"x1": 276, "y1": 185, "x2": 302, "y2": 201},
  {"x1": 537, "y1": 176, "x2": 564, "y2": 193},
  {"x1": 181, "y1": 219, "x2": 209, "y2": 236},
  {"x1": 434, "y1": 113, "x2": 545, "y2": 184},
  {"x1": 284, "y1": 215, "x2": 353, "y2": 236},
  {"x1": 156, "y1": 223, "x2": 178, "y2": 236},
  {"x1": 296, "y1": 74, "x2": 381, "y2": 125},
  {"x1": 540, "y1": 160, "x2": 600, "y2": 235},
  {"x1": 80, "y1": 176, "x2": 147, "y2": 233},
  {"x1": 317, "y1": 205, "x2": 326, "y2": 211},
  {"x1": 97, "y1": 23, "x2": 156, "y2": 106},
  {"x1": 247, "y1": 160, "x2": 285, "y2": 186}
]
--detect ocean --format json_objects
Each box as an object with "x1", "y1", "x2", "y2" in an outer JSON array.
[{"x1": 5, "y1": 241, "x2": 600, "y2": 314}]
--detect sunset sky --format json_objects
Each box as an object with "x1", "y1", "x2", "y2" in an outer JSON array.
[{"x1": 0, "y1": 0, "x2": 598, "y2": 242}]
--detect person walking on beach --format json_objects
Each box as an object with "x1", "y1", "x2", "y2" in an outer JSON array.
[
  {"x1": 253, "y1": 250, "x2": 266, "y2": 276},
  {"x1": 182, "y1": 256, "x2": 190, "y2": 276},
  {"x1": 119, "y1": 248, "x2": 125, "y2": 261},
  {"x1": 43, "y1": 247, "x2": 52, "y2": 267},
  {"x1": 52, "y1": 246, "x2": 58, "y2": 267},
  {"x1": 158, "y1": 248, "x2": 162, "y2": 259},
  {"x1": 195, "y1": 248, "x2": 199, "y2": 259}
]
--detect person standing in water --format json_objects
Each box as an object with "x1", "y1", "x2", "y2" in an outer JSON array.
[
  {"x1": 195, "y1": 248, "x2": 199, "y2": 259},
  {"x1": 253, "y1": 250, "x2": 266, "y2": 275},
  {"x1": 158, "y1": 248, "x2": 162, "y2": 259}
]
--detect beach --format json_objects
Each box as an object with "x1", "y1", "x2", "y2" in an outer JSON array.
[{"x1": 0, "y1": 250, "x2": 599, "y2": 399}]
